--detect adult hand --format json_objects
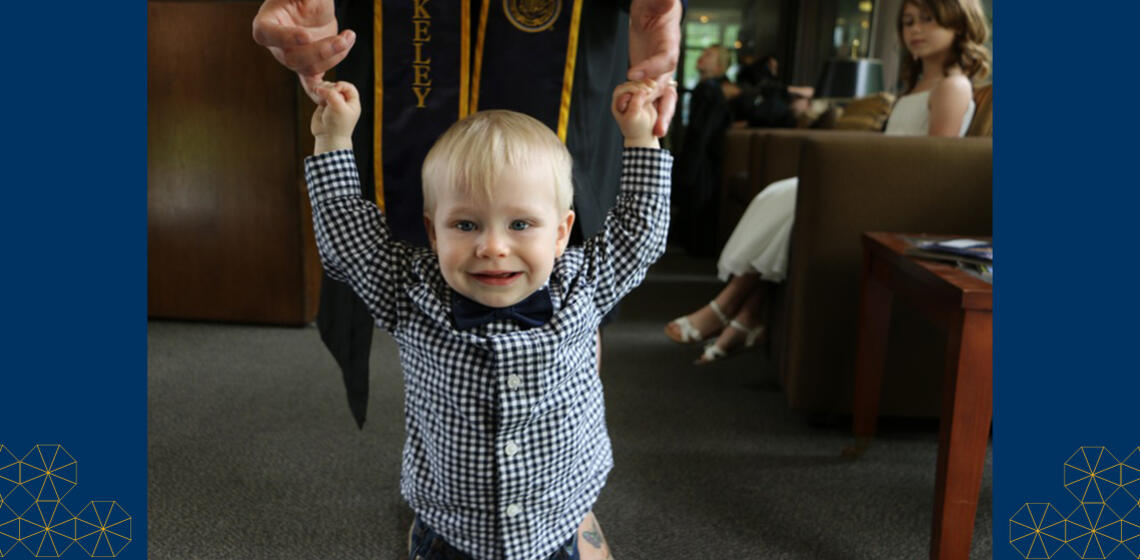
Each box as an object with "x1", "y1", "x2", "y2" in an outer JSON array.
[
  {"x1": 627, "y1": 0, "x2": 682, "y2": 137},
  {"x1": 252, "y1": 0, "x2": 356, "y2": 103}
]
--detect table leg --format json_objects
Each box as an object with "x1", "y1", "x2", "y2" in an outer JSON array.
[
  {"x1": 845, "y1": 248, "x2": 894, "y2": 458},
  {"x1": 930, "y1": 310, "x2": 993, "y2": 560}
]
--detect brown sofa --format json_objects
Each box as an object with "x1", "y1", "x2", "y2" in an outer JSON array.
[{"x1": 716, "y1": 129, "x2": 992, "y2": 417}]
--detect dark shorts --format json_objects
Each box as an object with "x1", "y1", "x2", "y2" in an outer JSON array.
[{"x1": 408, "y1": 516, "x2": 579, "y2": 560}]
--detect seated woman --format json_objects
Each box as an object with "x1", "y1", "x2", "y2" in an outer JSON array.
[{"x1": 665, "y1": 0, "x2": 992, "y2": 364}]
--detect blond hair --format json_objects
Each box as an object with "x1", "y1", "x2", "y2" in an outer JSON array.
[{"x1": 421, "y1": 110, "x2": 573, "y2": 216}]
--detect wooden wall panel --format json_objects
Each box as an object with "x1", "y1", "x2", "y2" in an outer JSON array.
[{"x1": 148, "y1": 1, "x2": 319, "y2": 325}]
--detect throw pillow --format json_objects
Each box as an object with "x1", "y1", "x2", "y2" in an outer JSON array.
[{"x1": 833, "y1": 92, "x2": 897, "y2": 131}]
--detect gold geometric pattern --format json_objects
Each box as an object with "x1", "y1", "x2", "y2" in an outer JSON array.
[
  {"x1": 1011, "y1": 503, "x2": 1067, "y2": 558},
  {"x1": 1012, "y1": 447, "x2": 1140, "y2": 559},
  {"x1": 0, "y1": 445, "x2": 130, "y2": 558},
  {"x1": 1067, "y1": 448, "x2": 1123, "y2": 504}
]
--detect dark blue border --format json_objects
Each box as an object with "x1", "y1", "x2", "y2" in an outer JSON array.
[
  {"x1": 2, "y1": 3, "x2": 146, "y2": 558},
  {"x1": 993, "y1": 2, "x2": 1140, "y2": 559},
  {"x1": 4, "y1": 2, "x2": 1137, "y2": 559}
]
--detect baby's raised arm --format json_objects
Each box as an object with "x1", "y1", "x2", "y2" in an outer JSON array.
[
  {"x1": 304, "y1": 80, "x2": 405, "y2": 331},
  {"x1": 611, "y1": 80, "x2": 661, "y2": 149},
  {"x1": 311, "y1": 81, "x2": 362, "y2": 154}
]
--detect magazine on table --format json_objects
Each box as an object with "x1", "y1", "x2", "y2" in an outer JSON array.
[{"x1": 902, "y1": 237, "x2": 993, "y2": 283}]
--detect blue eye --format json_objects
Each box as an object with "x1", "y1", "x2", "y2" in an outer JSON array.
[
  {"x1": 455, "y1": 221, "x2": 476, "y2": 232},
  {"x1": 509, "y1": 220, "x2": 530, "y2": 231}
]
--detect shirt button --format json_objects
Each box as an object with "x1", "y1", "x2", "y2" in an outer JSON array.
[
  {"x1": 507, "y1": 375, "x2": 522, "y2": 389},
  {"x1": 504, "y1": 441, "x2": 520, "y2": 457},
  {"x1": 506, "y1": 504, "x2": 522, "y2": 517}
]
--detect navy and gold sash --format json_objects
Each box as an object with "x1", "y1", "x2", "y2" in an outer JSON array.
[{"x1": 373, "y1": 0, "x2": 582, "y2": 246}]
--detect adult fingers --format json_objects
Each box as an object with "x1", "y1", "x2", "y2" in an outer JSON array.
[
  {"x1": 252, "y1": 16, "x2": 307, "y2": 48},
  {"x1": 628, "y1": 49, "x2": 679, "y2": 82},
  {"x1": 300, "y1": 74, "x2": 326, "y2": 104},
  {"x1": 281, "y1": 30, "x2": 356, "y2": 76},
  {"x1": 652, "y1": 85, "x2": 678, "y2": 137},
  {"x1": 314, "y1": 83, "x2": 335, "y2": 106},
  {"x1": 613, "y1": 80, "x2": 654, "y2": 99}
]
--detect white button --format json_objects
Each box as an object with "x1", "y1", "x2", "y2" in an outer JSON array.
[
  {"x1": 507, "y1": 375, "x2": 522, "y2": 389},
  {"x1": 504, "y1": 441, "x2": 519, "y2": 457},
  {"x1": 506, "y1": 504, "x2": 522, "y2": 517}
]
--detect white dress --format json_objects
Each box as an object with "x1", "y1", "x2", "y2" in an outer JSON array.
[{"x1": 716, "y1": 90, "x2": 976, "y2": 281}]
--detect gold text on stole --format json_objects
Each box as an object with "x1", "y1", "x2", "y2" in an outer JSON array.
[{"x1": 412, "y1": 0, "x2": 432, "y2": 108}]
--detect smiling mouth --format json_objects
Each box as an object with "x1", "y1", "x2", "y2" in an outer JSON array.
[{"x1": 470, "y1": 271, "x2": 523, "y2": 285}]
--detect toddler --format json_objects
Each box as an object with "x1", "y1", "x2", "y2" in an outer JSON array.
[{"x1": 305, "y1": 78, "x2": 671, "y2": 560}]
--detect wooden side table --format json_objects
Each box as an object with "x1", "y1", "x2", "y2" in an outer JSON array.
[{"x1": 847, "y1": 232, "x2": 992, "y2": 560}]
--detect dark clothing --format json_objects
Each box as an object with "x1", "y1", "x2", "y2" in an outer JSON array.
[
  {"x1": 671, "y1": 77, "x2": 731, "y2": 257},
  {"x1": 731, "y1": 64, "x2": 796, "y2": 128},
  {"x1": 409, "y1": 516, "x2": 579, "y2": 560},
  {"x1": 735, "y1": 59, "x2": 774, "y2": 89},
  {"x1": 325, "y1": 0, "x2": 631, "y2": 427}
]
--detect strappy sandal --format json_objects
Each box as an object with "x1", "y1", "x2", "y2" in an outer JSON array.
[
  {"x1": 665, "y1": 300, "x2": 730, "y2": 344},
  {"x1": 695, "y1": 320, "x2": 765, "y2": 365}
]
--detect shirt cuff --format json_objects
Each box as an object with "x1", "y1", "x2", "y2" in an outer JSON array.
[
  {"x1": 304, "y1": 149, "x2": 363, "y2": 203},
  {"x1": 620, "y1": 147, "x2": 673, "y2": 194}
]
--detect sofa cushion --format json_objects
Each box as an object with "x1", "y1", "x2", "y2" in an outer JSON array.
[
  {"x1": 833, "y1": 92, "x2": 896, "y2": 131},
  {"x1": 965, "y1": 84, "x2": 993, "y2": 137}
]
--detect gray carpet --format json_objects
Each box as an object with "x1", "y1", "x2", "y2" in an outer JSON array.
[{"x1": 148, "y1": 248, "x2": 992, "y2": 559}]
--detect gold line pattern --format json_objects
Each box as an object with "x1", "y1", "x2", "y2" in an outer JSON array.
[
  {"x1": 556, "y1": 0, "x2": 582, "y2": 143},
  {"x1": 0, "y1": 444, "x2": 131, "y2": 557},
  {"x1": 471, "y1": 0, "x2": 490, "y2": 113},
  {"x1": 460, "y1": 0, "x2": 471, "y2": 118},
  {"x1": 1010, "y1": 446, "x2": 1140, "y2": 559}
]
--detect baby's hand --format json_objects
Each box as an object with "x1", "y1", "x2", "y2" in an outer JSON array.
[
  {"x1": 611, "y1": 79, "x2": 660, "y2": 148},
  {"x1": 311, "y1": 81, "x2": 361, "y2": 154}
]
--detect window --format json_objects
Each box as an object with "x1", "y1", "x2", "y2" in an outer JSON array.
[
  {"x1": 679, "y1": 12, "x2": 742, "y2": 125},
  {"x1": 832, "y1": 0, "x2": 875, "y2": 58}
]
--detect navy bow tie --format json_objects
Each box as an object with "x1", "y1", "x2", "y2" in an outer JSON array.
[{"x1": 451, "y1": 288, "x2": 554, "y2": 330}]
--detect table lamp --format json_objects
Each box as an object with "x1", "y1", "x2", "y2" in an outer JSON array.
[{"x1": 814, "y1": 58, "x2": 885, "y2": 100}]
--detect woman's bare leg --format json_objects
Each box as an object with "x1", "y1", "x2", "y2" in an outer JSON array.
[
  {"x1": 696, "y1": 281, "x2": 769, "y2": 364},
  {"x1": 665, "y1": 272, "x2": 761, "y2": 342}
]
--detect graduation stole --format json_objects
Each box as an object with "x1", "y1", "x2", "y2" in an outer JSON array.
[{"x1": 373, "y1": 0, "x2": 583, "y2": 216}]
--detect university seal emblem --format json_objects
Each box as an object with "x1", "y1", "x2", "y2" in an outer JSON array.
[{"x1": 503, "y1": 0, "x2": 561, "y2": 32}]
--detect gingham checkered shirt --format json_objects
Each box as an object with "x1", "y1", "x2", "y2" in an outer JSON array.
[{"x1": 304, "y1": 147, "x2": 671, "y2": 560}]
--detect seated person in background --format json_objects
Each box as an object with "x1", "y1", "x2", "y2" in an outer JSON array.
[
  {"x1": 306, "y1": 77, "x2": 670, "y2": 560},
  {"x1": 735, "y1": 54, "x2": 777, "y2": 90},
  {"x1": 664, "y1": 0, "x2": 991, "y2": 365},
  {"x1": 731, "y1": 54, "x2": 800, "y2": 128},
  {"x1": 672, "y1": 45, "x2": 737, "y2": 257}
]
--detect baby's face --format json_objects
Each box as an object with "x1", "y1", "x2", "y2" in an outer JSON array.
[{"x1": 425, "y1": 164, "x2": 574, "y2": 309}]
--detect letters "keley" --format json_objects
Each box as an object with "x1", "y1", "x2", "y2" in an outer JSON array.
[{"x1": 412, "y1": 0, "x2": 431, "y2": 108}]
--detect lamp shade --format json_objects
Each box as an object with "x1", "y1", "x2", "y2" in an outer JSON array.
[{"x1": 814, "y1": 58, "x2": 884, "y2": 99}]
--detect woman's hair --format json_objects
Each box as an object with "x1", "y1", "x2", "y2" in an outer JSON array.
[
  {"x1": 896, "y1": 0, "x2": 991, "y2": 92},
  {"x1": 421, "y1": 110, "x2": 573, "y2": 216}
]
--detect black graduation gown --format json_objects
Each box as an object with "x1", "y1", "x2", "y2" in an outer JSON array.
[{"x1": 322, "y1": 0, "x2": 631, "y2": 427}]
